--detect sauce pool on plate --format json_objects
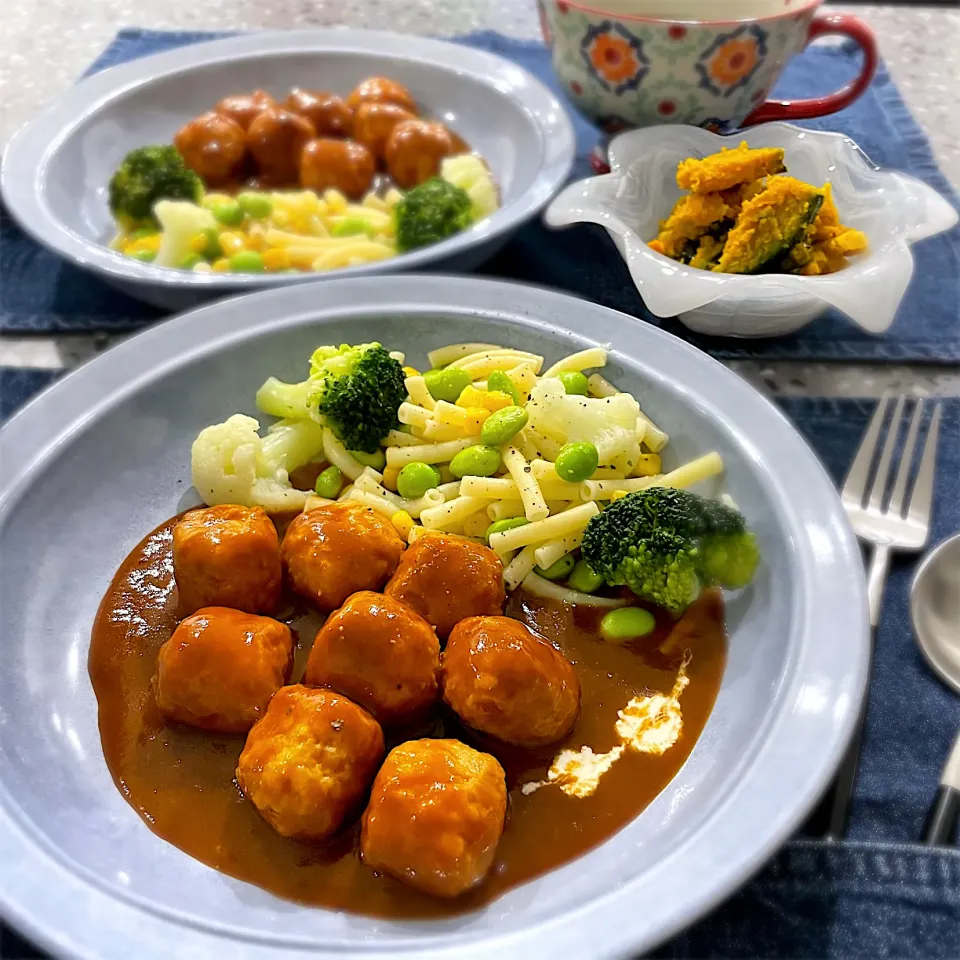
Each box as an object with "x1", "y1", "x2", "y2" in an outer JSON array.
[{"x1": 89, "y1": 515, "x2": 726, "y2": 918}]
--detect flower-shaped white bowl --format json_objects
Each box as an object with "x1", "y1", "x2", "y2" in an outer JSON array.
[{"x1": 544, "y1": 122, "x2": 958, "y2": 338}]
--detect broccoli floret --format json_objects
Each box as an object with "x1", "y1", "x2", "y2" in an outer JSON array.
[
  {"x1": 394, "y1": 177, "x2": 473, "y2": 253},
  {"x1": 581, "y1": 487, "x2": 760, "y2": 614},
  {"x1": 256, "y1": 343, "x2": 406, "y2": 454},
  {"x1": 109, "y1": 145, "x2": 203, "y2": 225}
]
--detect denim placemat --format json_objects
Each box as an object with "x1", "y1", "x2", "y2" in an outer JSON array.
[
  {"x1": 1, "y1": 373, "x2": 958, "y2": 958},
  {"x1": 2, "y1": 27, "x2": 959, "y2": 361}
]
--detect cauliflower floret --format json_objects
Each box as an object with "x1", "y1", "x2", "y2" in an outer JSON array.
[
  {"x1": 154, "y1": 199, "x2": 216, "y2": 268},
  {"x1": 440, "y1": 154, "x2": 499, "y2": 220},
  {"x1": 191, "y1": 414, "x2": 326, "y2": 513},
  {"x1": 526, "y1": 378, "x2": 641, "y2": 466}
]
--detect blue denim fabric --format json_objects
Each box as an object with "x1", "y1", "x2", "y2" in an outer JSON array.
[
  {"x1": 1, "y1": 377, "x2": 958, "y2": 957},
  {"x1": 1, "y1": 29, "x2": 958, "y2": 361}
]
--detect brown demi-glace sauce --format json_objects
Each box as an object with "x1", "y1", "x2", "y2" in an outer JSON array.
[{"x1": 89, "y1": 514, "x2": 726, "y2": 918}]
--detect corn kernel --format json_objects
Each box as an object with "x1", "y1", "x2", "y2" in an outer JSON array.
[
  {"x1": 401, "y1": 366, "x2": 420, "y2": 378},
  {"x1": 192, "y1": 261, "x2": 213, "y2": 274},
  {"x1": 190, "y1": 232, "x2": 211, "y2": 254},
  {"x1": 610, "y1": 490, "x2": 629, "y2": 502},
  {"x1": 126, "y1": 234, "x2": 162, "y2": 255},
  {"x1": 481, "y1": 390, "x2": 513, "y2": 412},
  {"x1": 391, "y1": 510, "x2": 415, "y2": 540},
  {"x1": 263, "y1": 248, "x2": 292, "y2": 271},
  {"x1": 218, "y1": 231, "x2": 246, "y2": 256},
  {"x1": 201, "y1": 192, "x2": 233, "y2": 210},
  {"x1": 324, "y1": 189, "x2": 348, "y2": 214},
  {"x1": 245, "y1": 231, "x2": 265, "y2": 252},
  {"x1": 211, "y1": 258, "x2": 231, "y2": 272},
  {"x1": 272, "y1": 209, "x2": 291, "y2": 228},
  {"x1": 456, "y1": 385, "x2": 486, "y2": 409},
  {"x1": 463, "y1": 406, "x2": 490, "y2": 433},
  {"x1": 382, "y1": 465, "x2": 401, "y2": 491},
  {"x1": 633, "y1": 453, "x2": 662, "y2": 477}
]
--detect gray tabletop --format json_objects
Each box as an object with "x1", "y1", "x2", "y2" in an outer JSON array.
[{"x1": 1, "y1": 1, "x2": 958, "y2": 398}]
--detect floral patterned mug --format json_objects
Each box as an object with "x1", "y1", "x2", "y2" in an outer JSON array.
[{"x1": 537, "y1": 0, "x2": 877, "y2": 146}]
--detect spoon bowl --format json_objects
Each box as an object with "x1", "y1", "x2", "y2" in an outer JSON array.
[{"x1": 911, "y1": 532, "x2": 960, "y2": 695}]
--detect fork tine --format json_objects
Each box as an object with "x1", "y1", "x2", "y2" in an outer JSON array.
[
  {"x1": 867, "y1": 395, "x2": 905, "y2": 511},
  {"x1": 907, "y1": 403, "x2": 942, "y2": 531},
  {"x1": 888, "y1": 399, "x2": 924, "y2": 516},
  {"x1": 841, "y1": 393, "x2": 891, "y2": 506}
]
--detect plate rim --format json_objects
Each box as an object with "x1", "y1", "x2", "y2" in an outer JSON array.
[
  {"x1": 0, "y1": 276, "x2": 870, "y2": 960},
  {"x1": 0, "y1": 28, "x2": 575, "y2": 293}
]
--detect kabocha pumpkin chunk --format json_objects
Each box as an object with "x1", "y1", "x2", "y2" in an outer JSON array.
[
  {"x1": 713, "y1": 177, "x2": 824, "y2": 275},
  {"x1": 650, "y1": 192, "x2": 732, "y2": 259},
  {"x1": 676, "y1": 143, "x2": 785, "y2": 194}
]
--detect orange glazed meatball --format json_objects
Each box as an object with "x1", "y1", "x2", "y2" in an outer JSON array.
[
  {"x1": 237, "y1": 685, "x2": 384, "y2": 840},
  {"x1": 442, "y1": 616, "x2": 580, "y2": 747},
  {"x1": 154, "y1": 607, "x2": 293, "y2": 733},
  {"x1": 299, "y1": 138, "x2": 376, "y2": 199},
  {"x1": 173, "y1": 111, "x2": 247, "y2": 186},
  {"x1": 173, "y1": 504, "x2": 281, "y2": 616},
  {"x1": 346, "y1": 76, "x2": 417, "y2": 114},
  {"x1": 361, "y1": 739, "x2": 506, "y2": 898},
  {"x1": 214, "y1": 89, "x2": 277, "y2": 131},
  {"x1": 246, "y1": 106, "x2": 316, "y2": 186},
  {"x1": 352, "y1": 102, "x2": 417, "y2": 162},
  {"x1": 305, "y1": 591, "x2": 440, "y2": 726},
  {"x1": 384, "y1": 120, "x2": 466, "y2": 189},
  {"x1": 281, "y1": 502, "x2": 405, "y2": 611},
  {"x1": 284, "y1": 88, "x2": 354, "y2": 137},
  {"x1": 384, "y1": 534, "x2": 504, "y2": 640}
]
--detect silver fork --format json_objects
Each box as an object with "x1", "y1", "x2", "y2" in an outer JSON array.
[{"x1": 814, "y1": 394, "x2": 942, "y2": 838}]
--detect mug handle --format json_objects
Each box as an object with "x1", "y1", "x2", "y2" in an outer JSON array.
[{"x1": 742, "y1": 13, "x2": 878, "y2": 126}]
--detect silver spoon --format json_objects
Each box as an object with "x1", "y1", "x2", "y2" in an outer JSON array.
[{"x1": 911, "y1": 532, "x2": 960, "y2": 845}]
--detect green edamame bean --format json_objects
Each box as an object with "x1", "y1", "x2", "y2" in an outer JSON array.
[
  {"x1": 555, "y1": 441, "x2": 599, "y2": 483},
  {"x1": 237, "y1": 192, "x2": 273, "y2": 219},
  {"x1": 397, "y1": 461, "x2": 441, "y2": 500},
  {"x1": 600, "y1": 607, "x2": 656, "y2": 643},
  {"x1": 449, "y1": 444, "x2": 502, "y2": 479},
  {"x1": 568, "y1": 558, "x2": 604, "y2": 594},
  {"x1": 423, "y1": 366, "x2": 473, "y2": 403},
  {"x1": 198, "y1": 227, "x2": 222, "y2": 259},
  {"x1": 485, "y1": 517, "x2": 530, "y2": 544},
  {"x1": 480, "y1": 405, "x2": 529, "y2": 446},
  {"x1": 351, "y1": 448, "x2": 386, "y2": 470},
  {"x1": 177, "y1": 252, "x2": 203, "y2": 270},
  {"x1": 228, "y1": 250, "x2": 264, "y2": 273},
  {"x1": 487, "y1": 369, "x2": 519, "y2": 405},
  {"x1": 314, "y1": 465, "x2": 343, "y2": 499},
  {"x1": 129, "y1": 249, "x2": 156, "y2": 262},
  {"x1": 212, "y1": 198, "x2": 245, "y2": 226},
  {"x1": 535, "y1": 553, "x2": 576, "y2": 581},
  {"x1": 557, "y1": 371, "x2": 589, "y2": 395},
  {"x1": 128, "y1": 226, "x2": 159, "y2": 242}
]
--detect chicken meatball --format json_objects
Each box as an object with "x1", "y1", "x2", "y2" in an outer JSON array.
[
  {"x1": 237, "y1": 685, "x2": 384, "y2": 840},
  {"x1": 352, "y1": 102, "x2": 417, "y2": 162},
  {"x1": 173, "y1": 504, "x2": 282, "y2": 616},
  {"x1": 154, "y1": 607, "x2": 293, "y2": 733},
  {"x1": 284, "y1": 88, "x2": 354, "y2": 137},
  {"x1": 305, "y1": 591, "x2": 439, "y2": 726},
  {"x1": 215, "y1": 89, "x2": 277, "y2": 131},
  {"x1": 246, "y1": 106, "x2": 316, "y2": 186},
  {"x1": 442, "y1": 616, "x2": 580, "y2": 747},
  {"x1": 361, "y1": 739, "x2": 506, "y2": 898},
  {"x1": 384, "y1": 120, "x2": 467, "y2": 189},
  {"x1": 299, "y1": 138, "x2": 375, "y2": 199},
  {"x1": 384, "y1": 534, "x2": 504, "y2": 640},
  {"x1": 173, "y1": 111, "x2": 247, "y2": 186},
  {"x1": 281, "y1": 502, "x2": 405, "y2": 612},
  {"x1": 346, "y1": 76, "x2": 417, "y2": 114}
]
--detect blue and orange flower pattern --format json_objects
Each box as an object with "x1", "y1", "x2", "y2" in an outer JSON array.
[
  {"x1": 695, "y1": 25, "x2": 768, "y2": 98},
  {"x1": 580, "y1": 22, "x2": 649, "y2": 96}
]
